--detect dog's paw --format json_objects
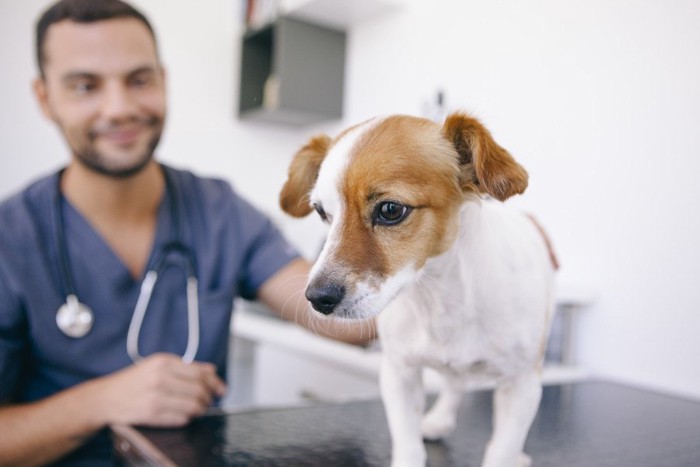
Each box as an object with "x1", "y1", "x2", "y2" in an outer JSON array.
[
  {"x1": 391, "y1": 457, "x2": 426, "y2": 467},
  {"x1": 517, "y1": 453, "x2": 532, "y2": 467},
  {"x1": 482, "y1": 451, "x2": 532, "y2": 467},
  {"x1": 390, "y1": 446, "x2": 427, "y2": 467},
  {"x1": 420, "y1": 412, "x2": 456, "y2": 441}
]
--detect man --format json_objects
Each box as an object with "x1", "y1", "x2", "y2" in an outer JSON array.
[{"x1": 0, "y1": 1, "x2": 372, "y2": 465}]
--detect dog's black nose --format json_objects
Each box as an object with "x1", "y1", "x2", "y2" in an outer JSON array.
[{"x1": 306, "y1": 283, "x2": 345, "y2": 315}]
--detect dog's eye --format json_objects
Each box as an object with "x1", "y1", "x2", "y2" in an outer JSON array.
[
  {"x1": 373, "y1": 202, "x2": 411, "y2": 226},
  {"x1": 313, "y1": 203, "x2": 329, "y2": 223}
]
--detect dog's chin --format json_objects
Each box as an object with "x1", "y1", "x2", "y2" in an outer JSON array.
[{"x1": 322, "y1": 299, "x2": 384, "y2": 321}]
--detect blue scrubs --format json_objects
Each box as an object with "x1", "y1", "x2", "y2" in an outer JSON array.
[{"x1": 0, "y1": 164, "x2": 299, "y2": 465}]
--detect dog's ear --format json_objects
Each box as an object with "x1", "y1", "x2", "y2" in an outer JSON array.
[
  {"x1": 442, "y1": 112, "x2": 528, "y2": 201},
  {"x1": 280, "y1": 134, "x2": 331, "y2": 217}
]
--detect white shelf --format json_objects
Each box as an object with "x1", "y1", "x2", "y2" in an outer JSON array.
[
  {"x1": 233, "y1": 303, "x2": 381, "y2": 380},
  {"x1": 231, "y1": 302, "x2": 589, "y2": 405},
  {"x1": 280, "y1": 0, "x2": 402, "y2": 29}
]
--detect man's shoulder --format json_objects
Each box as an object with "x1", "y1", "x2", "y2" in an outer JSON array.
[
  {"x1": 0, "y1": 173, "x2": 57, "y2": 274},
  {"x1": 165, "y1": 164, "x2": 235, "y2": 198},
  {"x1": 163, "y1": 164, "x2": 255, "y2": 215},
  {"x1": 0, "y1": 172, "x2": 57, "y2": 230},
  {"x1": 162, "y1": 164, "x2": 278, "y2": 237}
]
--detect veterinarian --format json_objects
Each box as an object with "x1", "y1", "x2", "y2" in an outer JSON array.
[{"x1": 0, "y1": 0, "x2": 372, "y2": 465}]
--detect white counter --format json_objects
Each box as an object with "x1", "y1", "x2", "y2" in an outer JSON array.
[{"x1": 226, "y1": 283, "x2": 594, "y2": 408}]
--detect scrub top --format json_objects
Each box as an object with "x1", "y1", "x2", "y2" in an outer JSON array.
[{"x1": 0, "y1": 164, "x2": 299, "y2": 465}]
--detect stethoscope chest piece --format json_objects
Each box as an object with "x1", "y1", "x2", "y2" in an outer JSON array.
[{"x1": 56, "y1": 294, "x2": 94, "y2": 338}]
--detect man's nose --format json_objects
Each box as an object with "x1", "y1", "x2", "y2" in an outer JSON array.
[{"x1": 101, "y1": 83, "x2": 137, "y2": 120}]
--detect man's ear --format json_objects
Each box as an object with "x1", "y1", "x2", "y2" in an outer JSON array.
[
  {"x1": 279, "y1": 134, "x2": 331, "y2": 217},
  {"x1": 442, "y1": 112, "x2": 528, "y2": 201},
  {"x1": 32, "y1": 78, "x2": 52, "y2": 120}
]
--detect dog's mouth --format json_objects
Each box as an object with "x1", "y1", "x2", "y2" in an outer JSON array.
[
  {"x1": 305, "y1": 281, "x2": 379, "y2": 320},
  {"x1": 305, "y1": 265, "x2": 416, "y2": 320}
]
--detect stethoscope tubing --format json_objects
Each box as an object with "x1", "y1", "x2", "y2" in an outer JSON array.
[
  {"x1": 54, "y1": 167, "x2": 200, "y2": 362},
  {"x1": 126, "y1": 255, "x2": 200, "y2": 364}
]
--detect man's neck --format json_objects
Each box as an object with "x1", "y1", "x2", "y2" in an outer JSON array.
[
  {"x1": 60, "y1": 160, "x2": 166, "y2": 279},
  {"x1": 60, "y1": 160, "x2": 165, "y2": 225}
]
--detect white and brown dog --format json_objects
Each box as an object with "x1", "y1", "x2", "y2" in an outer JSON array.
[{"x1": 280, "y1": 112, "x2": 556, "y2": 467}]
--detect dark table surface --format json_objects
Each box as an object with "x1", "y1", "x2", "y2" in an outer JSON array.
[{"x1": 112, "y1": 381, "x2": 700, "y2": 466}]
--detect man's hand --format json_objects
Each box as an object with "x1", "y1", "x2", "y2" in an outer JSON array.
[
  {"x1": 92, "y1": 353, "x2": 227, "y2": 427},
  {"x1": 0, "y1": 353, "x2": 227, "y2": 466}
]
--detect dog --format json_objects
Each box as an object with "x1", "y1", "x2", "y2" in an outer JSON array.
[{"x1": 279, "y1": 112, "x2": 556, "y2": 467}]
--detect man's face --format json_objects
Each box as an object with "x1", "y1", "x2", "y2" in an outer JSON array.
[{"x1": 35, "y1": 18, "x2": 166, "y2": 178}]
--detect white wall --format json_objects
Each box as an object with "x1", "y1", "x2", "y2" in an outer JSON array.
[
  {"x1": 1, "y1": 0, "x2": 699, "y2": 400},
  {"x1": 0, "y1": 0, "x2": 332, "y2": 258},
  {"x1": 355, "y1": 0, "x2": 700, "y2": 400}
]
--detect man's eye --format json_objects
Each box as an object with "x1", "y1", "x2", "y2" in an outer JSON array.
[
  {"x1": 72, "y1": 81, "x2": 95, "y2": 94},
  {"x1": 130, "y1": 74, "x2": 154, "y2": 88},
  {"x1": 373, "y1": 201, "x2": 411, "y2": 226},
  {"x1": 313, "y1": 203, "x2": 329, "y2": 223}
]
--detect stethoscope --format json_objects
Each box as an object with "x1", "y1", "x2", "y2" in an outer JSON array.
[{"x1": 54, "y1": 168, "x2": 200, "y2": 363}]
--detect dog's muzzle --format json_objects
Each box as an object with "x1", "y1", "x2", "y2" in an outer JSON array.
[{"x1": 305, "y1": 281, "x2": 345, "y2": 315}]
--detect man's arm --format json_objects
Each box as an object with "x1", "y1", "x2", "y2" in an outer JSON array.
[
  {"x1": 257, "y1": 258, "x2": 377, "y2": 346},
  {"x1": 0, "y1": 354, "x2": 226, "y2": 466}
]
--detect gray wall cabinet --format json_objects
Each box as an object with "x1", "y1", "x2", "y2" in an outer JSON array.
[{"x1": 238, "y1": 17, "x2": 346, "y2": 126}]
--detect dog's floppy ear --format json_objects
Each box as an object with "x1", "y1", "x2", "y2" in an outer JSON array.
[
  {"x1": 442, "y1": 112, "x2": 528, "y2": 201},
  {"x1": 280, "y1": 134, "x2": 331, "y2": 217}
]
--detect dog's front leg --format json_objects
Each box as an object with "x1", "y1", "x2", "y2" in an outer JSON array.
[
  {"x1": 482, "y1": 370, "x2": 542, "y2": 467},
  {"x1": 421, "y1": 372, "x2": 463, "y2": 440},
  {"x1": 380, "y1": 356, "x2": 426, "y2": 467}
]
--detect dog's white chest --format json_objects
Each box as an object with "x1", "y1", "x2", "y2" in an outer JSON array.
[
  {"x1": 377, "y1": 203, "x2": 552, "y2": 382},
  {"x1": 378, "y1": 289, "x2": 513, "y2": 381}
]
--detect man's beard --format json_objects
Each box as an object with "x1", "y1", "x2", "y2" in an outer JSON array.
[{"x1": 75, "y1": 117, "x2": 163, "y2": 178}]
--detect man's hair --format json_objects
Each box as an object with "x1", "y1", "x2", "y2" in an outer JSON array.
[{"x1": 36, "y1": 0, "x2": 158, "y2": 77}]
